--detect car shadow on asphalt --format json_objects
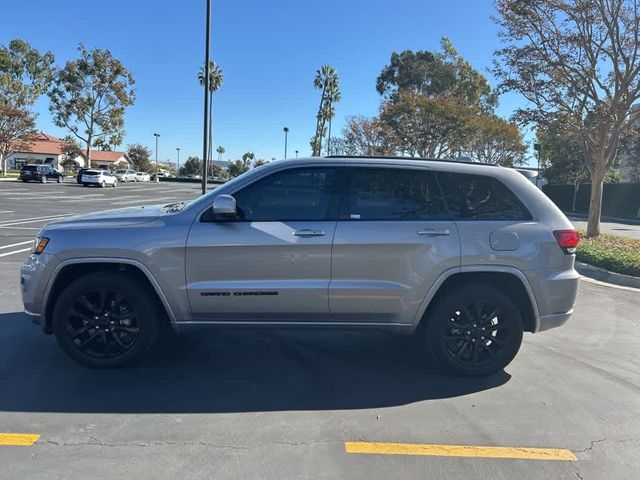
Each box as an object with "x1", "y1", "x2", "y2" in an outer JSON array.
[{"x1": 0, "y1": 312, "x2": 510, "y2": 413}]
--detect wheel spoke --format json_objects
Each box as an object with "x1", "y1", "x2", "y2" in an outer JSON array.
[
  {"x1": 67, "y1": 324, "x2": 90, "y2": 340},
  {"x1": 79, "y1": 296, "x2": 99, "y2": 315},
  {"x1": 77, "y1": 332, "x2": 99, "y2": 350},
  {"x1": 480, "y1": 341, "x2": 497, "y2": 358},
  {"x1": 102, "y1": 333, "x2": 111, "y2": 356},
  {"x1": 453, "y1": 341, "x2": 471, "y2": 359},
  {"x1": 110, "y1": 331, "x2": 128, "y2": 351}
]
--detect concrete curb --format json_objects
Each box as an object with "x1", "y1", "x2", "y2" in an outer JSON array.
[{"x1": 575, "y1": 261, "x2": 640, "y2": 289}]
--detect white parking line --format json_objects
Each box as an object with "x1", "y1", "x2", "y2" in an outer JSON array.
[
  {"x1": 0, "y1": 214, "x2": 71, "y2": 227},
  {"x1": 0, "y1": 247, "x2": 31, "y2": 258},
  {"x1": 0, "y1": 240, "x2": 33, "y2": 250}
]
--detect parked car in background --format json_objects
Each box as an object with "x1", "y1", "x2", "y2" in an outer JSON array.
[
  {"x1": 135, "y1": 172, "x2": 151, "y2": 182},
  {"x1": 22, "y1": 157, "x2": 580, "y2": 374},
  {"x1": 76, "y1": 168, "x2": 89, "y2": 184},
  {"x1": 19, "y1": 165, "x2": 64, "y2": 183},
  {"x1": 114, "y1": 169, "x2": 138, "y2": 182},
  {"x1": 81, "y1": 170, "x2": 117, "y2": 188}
]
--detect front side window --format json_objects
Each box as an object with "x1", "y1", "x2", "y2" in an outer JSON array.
[
  {"x1": 232, "y1": 167, "x2": 339, "y2": 221},
  {"x1": 438, "y1": 172, "x2": 532, "y2": 221},
  {"x1": 345, "y1": 168, "x2": 448, "y2": 221}
]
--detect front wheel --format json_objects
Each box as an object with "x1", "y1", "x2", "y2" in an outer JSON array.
[
  {"x1": 423, "y1": 283, "x2": 523, "y2": 376},
  {"x1": 41, "y1": 176, "x2": 47, "y2": 184},
  {"x1": 101, "y1": 181, "x2": 106, "y2": 188},
  {"x1": 52, "y1": 272, "x2": 159, "y2": 368},
  {"x1": 112, "y1": 180, "x2": 117, "y2": 188}
]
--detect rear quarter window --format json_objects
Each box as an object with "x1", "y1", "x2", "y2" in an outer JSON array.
[{"x1": 437, "y1": 172, "x2": 532, "y2": 221}]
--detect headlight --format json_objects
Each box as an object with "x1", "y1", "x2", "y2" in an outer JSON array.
[{"x1": 33, "y1": 237, "x2": 49, "y2": 254}]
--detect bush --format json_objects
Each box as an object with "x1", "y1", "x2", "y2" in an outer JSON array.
[{"x1": 577, "y1": 232, "x2": 640, "y2": 277}]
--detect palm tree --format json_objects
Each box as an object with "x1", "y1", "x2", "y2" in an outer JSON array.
[
  {"x1": 311, "y1": 65, "x2": 339, "y2": 156},
  {"x1": 198, "y1": 61, "x2": 224, "y2": 167},
  {"x1": 324, "y1": 81, "x2": 341, "y2": 155},
  {"x1": 216, "y1": 145, "x2": 225, "y2": 162}
]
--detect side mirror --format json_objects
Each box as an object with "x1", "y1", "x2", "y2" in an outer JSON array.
[{"x1": 212, "y1": 194, "x2": 237, "y2": 217}]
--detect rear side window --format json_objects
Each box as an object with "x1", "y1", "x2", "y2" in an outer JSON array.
[
  {"x1": 438, "y1": 172, "x2": 531, "y2": 221},
  {"x1": 345, "y1": 168, "x2": 448, "y2": 221},
  {"x1": 22, "y1": 166, "x2": 37, "y2": 171},
  {"x1": 233, "y1": 167, "x2": 339, "y2": 221}
]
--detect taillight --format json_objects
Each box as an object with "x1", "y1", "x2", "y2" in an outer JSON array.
[{"x1": 553, "y1": 229, "x2": 579, "y2": 254}]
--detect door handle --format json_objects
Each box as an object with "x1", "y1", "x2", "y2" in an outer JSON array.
[
  {"x1": 417, "y1": 228, "x2": 450, "y2": 236},
  {"x1": 293, "y1": 229, "x2": 325, "y2": 237}
]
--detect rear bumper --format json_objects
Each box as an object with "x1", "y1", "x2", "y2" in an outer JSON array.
[{"x1": 537, "y1": 309, "x2": 573, "y2": 332}]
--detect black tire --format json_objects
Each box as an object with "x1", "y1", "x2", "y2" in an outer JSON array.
[
  {"x1": 57, "y1": 176, "x2": 62, "y2": 183},
  {"x1": 423, "y1": 283, "x2": 523, "y2": 376},
  {"x1": 41, "y1": 176, "x2": 47, "y2": 184},
  {"x1": 52, "y1": 272, "x2": 159, "y2": 368},
  {"x1": 101, "y1": 181, "x2": 106, "y2": 188}
]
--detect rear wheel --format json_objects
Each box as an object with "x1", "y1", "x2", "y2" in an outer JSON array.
[
  {"x1": 423, "y1": 283, "x2": 523, "y2": 376},
  {"x1": 57, "y1": 176, "x2": 62, "y2": 183},
  {"x1": 112, "y1": 180, "x2": 117, "y2": 188},
  {"x1": 52, "y1": 272, "x2": 159, "y2": 368},
  {"x1": 101, "y1": 181, "x2": 106, "y2": 188}
]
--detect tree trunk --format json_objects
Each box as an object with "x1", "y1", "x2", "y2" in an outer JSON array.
[
  {"x1": 85, "y1": 138, "x2": 92, "y2": 169},
  {"x1": 208, "y1": 94, "x2": 213, "y2": 176},
  {"x1": 1, "y1": 153, "x2": 5, "y2": 176},
  {"x1": 586, "y1": 168, "x2": 606, "y2": 237},
  {"x1": 572, "y1": 182, "x2": 579, "y2": 212}
]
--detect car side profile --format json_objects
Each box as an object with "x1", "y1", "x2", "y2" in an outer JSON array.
[
  {"x1": 135, "y1": 171, "x2": 151, "y2": 182},
  {"x1": 114, "y1": 169, "x2": 138, "y2": 182},
  {"x1": 19, "y1": 165, "x2": 64, "y2": 183},
  {"x1": 81, "y1": 169, "x2": 118, "y2": 187},
  {"x1": 21, "y1": 157, "x2": 580, "y2": 375}
]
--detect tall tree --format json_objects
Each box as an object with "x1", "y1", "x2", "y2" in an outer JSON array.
[
  {"x1": 538, "y1": 122, "x2": 590, "y2": 212},
  {"x1": 126, "y1": 143, "x2": 153, "y2": 172},
  {"x1": 216, "y1": 145, "x2": 225, "y2": 162},
  {"x1": 0, "y1": 104, "x2": 36, "y2": 175},
  {"x1": 380, "y1": 92, "x2": 477, "y2": 158},
  {"x1": 49, "y1": 45, "x2": 135, "y2": 169},
  {"x1": 0, "y1": 39, "x2": 54, "y2": 108},
  {"x1": 324, "y1": 79, "x2": 342, "y2": 155},
  {"x1": 198, "y1": 61, "x2": 224, "y2": 164},
  {"x1": 311, "y1": 65, "x2": 340, "y2": 156},
  {"x1": 227, "y1": 152, "x2": 253, "y2": 177},
  {"x1": 60, "y1": 135, "x2": 83, "y2": 170},
  {"x1": 179, "y1": 156, "x2": 203, "y2": 176},
  {"x1": 376, "y1": 38, "x2": 496, "y2": 110},
  {"x1": 342, "y1": 115, "x2": 395, "y2": 156},
  {"x1": 493, "y1": 0, "x2": 640, "y2": 236},
  {"x1": 463, "y1": 114, "x2": 526, "y2": 166}
]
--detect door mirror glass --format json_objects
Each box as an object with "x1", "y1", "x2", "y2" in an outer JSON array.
[{"x1": 212, "y1": 194, "x2": 237, "y2": 217}]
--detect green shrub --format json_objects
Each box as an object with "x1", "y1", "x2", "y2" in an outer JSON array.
[{"x1": 577, "y1": 232, "x2": 640, "y2": 277}]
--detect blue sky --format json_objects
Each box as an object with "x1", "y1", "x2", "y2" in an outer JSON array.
[{"x1": 1, "y1": 0, "x2": 530, "y2": 164}]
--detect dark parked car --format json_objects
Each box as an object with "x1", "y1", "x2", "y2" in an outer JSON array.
[{"x1": 20, "y1": 165, "x2": 64, "y2": 183}]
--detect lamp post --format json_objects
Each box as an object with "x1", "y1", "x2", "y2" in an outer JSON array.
[
  {"x1": 295, "y1": 150, "x2": 299, "y2": 158},
  {"x1": 201, "y1": 0, "x2": 212, "y2": 195},
  {"x1": 153, "y1": 133, "x2": 160, "y2": 183},
  {"x1": 283, "y1": 127, "x2": 289, "y2": 159},
  {"x1": 534, "y1": 142, "x2": 541, "y2": 188},
  {"x1": 176, "y1": 147, "x2": 180, "y2": 174}
]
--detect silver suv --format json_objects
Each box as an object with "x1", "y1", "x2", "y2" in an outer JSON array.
[{"x1": 21, "y1": 157, "x2": 580, "y2": 375}]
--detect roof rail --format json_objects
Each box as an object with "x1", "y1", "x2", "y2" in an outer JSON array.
[{"x1": 323, "y1": 155, "x2": 500, "y2": 168}]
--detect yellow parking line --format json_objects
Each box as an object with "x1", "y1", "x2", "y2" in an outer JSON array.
[
  {"x1": 345, "y1": 441, "x2": 577, "y2": 461},
  {"x1": 0, "y1": 433, "x2": 41, "y2": 446}
]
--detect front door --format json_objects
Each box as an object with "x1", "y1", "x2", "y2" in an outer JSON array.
[
  {"x1": 329, "y1": 166, "x2": 460, "y2": 325},
  {"x1": 185, "y1": 166, "x2": 341, "y2": 322}
]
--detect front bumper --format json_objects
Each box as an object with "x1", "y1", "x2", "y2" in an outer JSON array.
[{"x1": 21, "y1": 253, "x2": 59, "y2": 332}]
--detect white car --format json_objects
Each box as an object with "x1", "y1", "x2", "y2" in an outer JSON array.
[
  {"x1": 135, "y1": 172, "x2": 151, "y2": 182},
  {"x1": 114, "y1": 169, "x2": 137, "y2": 182},
  {"x1": 81, "y1": 170, "x2": 118, "y2": 188}
]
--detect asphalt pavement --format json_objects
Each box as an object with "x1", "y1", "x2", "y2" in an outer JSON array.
[{"x1": 0, "y1": 179, "x2": 639, "y2": 479}]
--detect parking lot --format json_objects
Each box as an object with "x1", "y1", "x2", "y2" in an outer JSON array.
[{"x1": 0, "y1": 179, "x2": 639, "y2": 479}]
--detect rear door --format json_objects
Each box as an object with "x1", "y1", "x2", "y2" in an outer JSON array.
[
  {"x1": 185, "y1": 166, "x2": 341, "y2": 322},
  {"x1": 329, "y1": 166, "x2": 460, "y2": 325}
]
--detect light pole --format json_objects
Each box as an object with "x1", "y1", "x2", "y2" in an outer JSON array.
[
  {"x1": 283, "y1": 127, "x2": 289, "y2": 159},
  {"x1": 201, "y1": 0, "x2": 212, "y2": 195},
  {"x1": 534, "y1": 142, "x2": 541, "y2": 188},
  {"x1": 295, "y1": 150, "x2": 299, "y2": 158},
  {"x1": 176, "y1": 147, "x2": 180, "y2": 174},
  {"x1": 153, "y1": 133, "x2": 160, "y2": 183}
]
